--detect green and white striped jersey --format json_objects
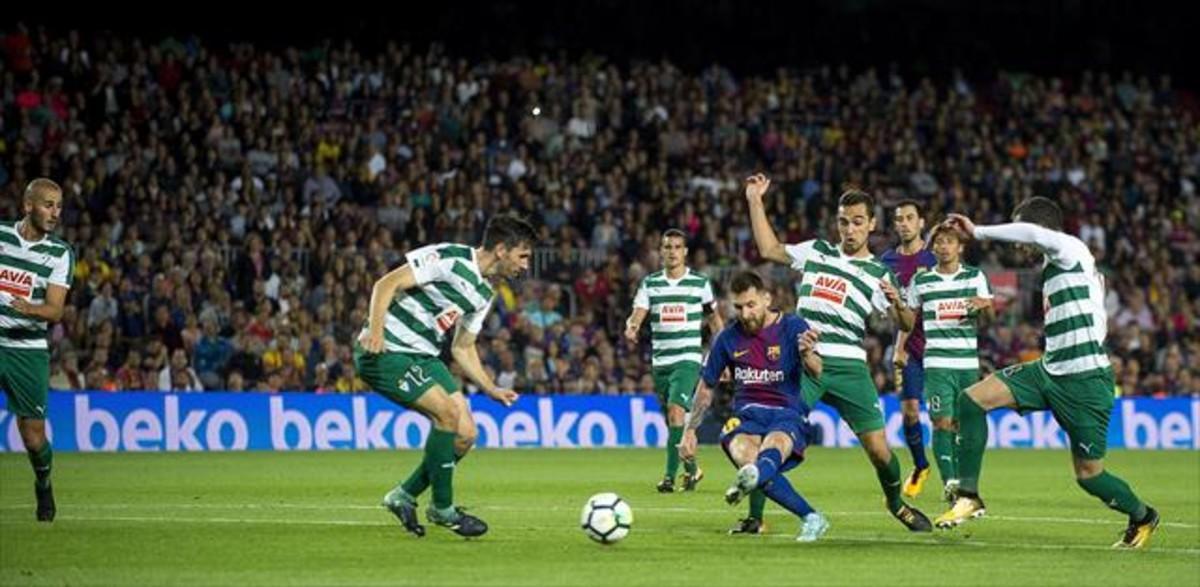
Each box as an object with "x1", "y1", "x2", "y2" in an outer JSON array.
[
  {"x1": 904, "y1": 264, "x2": 992, "y2": 371},
  {"x1": 785, "y1": 239, "x2": 898, "y2": 362},
  {"x1": 362, "y1": 243, "x2": 496, "y2": 357},
  {"x1": 975, "y1": 223, "x2": 1111, "y2": 376},
  {"x1": 0, "y1": 220, "x2": 74, "y2": 350},
  {"x1": 633, "y1": 268, "x2": 716, "y2": 368}
]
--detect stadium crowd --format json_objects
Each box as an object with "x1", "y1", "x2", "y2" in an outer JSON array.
[{"x1": 1, "y1": 23, "x2": 1197, "y2": 397}]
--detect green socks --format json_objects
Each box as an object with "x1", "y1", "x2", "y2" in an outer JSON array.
[
  {"x1": 749, "y1": 489, "x2": 766, "y2": 520},
  {"x1": 876, "y1": 452, "x2": 904, "y2": 512},
  {"x1": 666, "y1": 426, "x2": 684, "y2": 478},
  {"x1": 956, "y1": 394, "x2": 988, "y2": 495},
  {"x1": 28, "y1": 442, "x2": 52, "y2": 490},
  {"x1": 932, "y1": 428, "x2": 957, "y2": 486},
  {"x1": 1078, "y1": 471, "x2": 1148, "y2": 520},
  {"x1": 425, "y1": 429, "x2": 458, "y2": 510}
]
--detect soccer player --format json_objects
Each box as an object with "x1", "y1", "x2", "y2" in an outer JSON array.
[
  {"x1": 934, "y1": 199, "x2": 1160, "y2": 549},
  {"x1": 357, "y1": 214, "x2": 535, "y2": 538},
  {"x1": 625, "y1": 229, "x2": 723, "y2": 492},
  {"x1": 0, "y1": 178, "x2": 74, "y2": 522},
  {"x1": 880, "y1": 200, "x2": 938, "y2": 498},
  {"x1": 744, "y1": 173, "x2": 932, "y2": 532},
  {"x1": 893, "y1": 222, "x2": 993, "y2": 501},
  {"x1": 678, "y1": 270, "x2": 829, "y2": 542}
]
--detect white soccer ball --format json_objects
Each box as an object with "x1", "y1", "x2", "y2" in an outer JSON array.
[{"x1": 580, "y1": 492, "x2": 633, "y2": 544}]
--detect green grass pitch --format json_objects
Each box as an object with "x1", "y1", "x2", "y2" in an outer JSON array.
[{"x1": 2, "y1": 448, "x2": 1198, "y2": 586}]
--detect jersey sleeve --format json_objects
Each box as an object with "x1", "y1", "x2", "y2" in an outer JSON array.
[
  {"x1": 869, "y1": 269, "x2": 898, "y2": 313},
  {"x1": 783, "y1": 240, "x2": 817, "y2": 271},
  {"x1": 47, "y1": 243, "x2": 75, "y2": 288},
  {"x1": 974, "y1": 223, "x2": 1092, "y2": 270},
  {"x1": 904, "y1": 281, "x2": 921, "y2": 308},
  {"x1": 405, "y1": 244, "x2": 452, "y2": 286},
  {"x1": 700, "y1": 277, "x2": 716, "y2": 310},
  {"x1": 701, "y1": 330, "x2": 731, "y2": 388},
  {"x1": 975, "y1": 271, "x2": 994, "y2": 299},
  {"x1": 461, "y1": 297, "x2": 494, "y2": 334},
  {"x1": 632, "y1": 278, "x2": 650, "y2": 310}
]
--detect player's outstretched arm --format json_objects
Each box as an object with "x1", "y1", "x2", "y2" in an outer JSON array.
[
  {"x1": 944, "y1": 214, "x2": 1075, "y2": 261},
  {"x1": 452, "y1": 327, "x2": 519, "y2": 407},
  {"x1": 744, "y1": 173, "x2": 792, "y2": 264},
  {"x1": 359, "y1": 264, "x2": 418, "y2": 353}
]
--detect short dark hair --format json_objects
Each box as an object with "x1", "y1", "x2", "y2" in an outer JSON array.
[
  {"x1": 661, "y1": 228, "x2": 687, "y2": 242},
  {"x1": 1012, "y1": 197, "x2": 1063, "y2": 231},
  {"x1": 482, "y1": 214, "x2": 537, "y2": 250},
  {"x1": 729, "y1": 270, "x2": 766, "y2": 295},
  {"x1": 838, "y1": 186, "x2": 876, "y2": 218},
  {"x1": 894, "y1": 198, "x2": 923, "y2": 218}
]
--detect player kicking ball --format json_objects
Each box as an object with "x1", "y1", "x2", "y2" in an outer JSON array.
[{"x1": 679, "y1": 271, "x2": 829, "y2": 542}]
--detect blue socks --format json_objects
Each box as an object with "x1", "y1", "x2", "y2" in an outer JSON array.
[{"x1": 904, "y1": 420, "x2": 929, "y2": 470}]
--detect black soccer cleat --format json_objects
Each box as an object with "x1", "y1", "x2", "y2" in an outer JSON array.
[
  {"x1": 728, "y1": 517, "x2": 767, "y2": 535},
  {"x1": 35, "y1": 483, "x2": 56, "y2": 523},
  {"x1": 384, "y1": 498, "x2": 426, "y2": 537},
  {"x1": 428, "y1": 506, "x2": 488, "y2": 538},
  {"x1": 891, "y1": 502, "x2": 933, "y2": 532},
  {"x1": 679, "y1": 467, "x2": 704, "y2": 492},
  {"x1": 1113, "y1": 507, "x2": 1160, "y2": 549},
  {"x1": 656, "y1": 477, "x2": 675, "y2": 493}
]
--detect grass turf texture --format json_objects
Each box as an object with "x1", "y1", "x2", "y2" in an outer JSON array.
[{"x1": 2, "y1": 448, "x2": 1198, "y2": 586}]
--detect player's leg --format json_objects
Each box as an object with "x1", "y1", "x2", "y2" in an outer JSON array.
[
  {"x1": 406, "y1": 386, "x2": 485, "y2": 536},
  {"x1": 899, "y1": 360, "x2": 930, "y2": 498},
  {"x1": 823, "y1": 358, "x2": 930, "y2": 531},
  {"x1": 722, "y1": 416, "x2": 767, "y2": 534},
  {"x1": 2, "y1": 348, "x2": 55, "y2": 522},
  {"x1": 397, "y1": 389, "x2": 477, "y2": 501},
  {"x1": 652, "y1": 367, "x2": 678, "y2": 492},
  {"x1": 1052, "y1": 370, "x2": 1159, "y2": 548},
  {"x1": 936, "y1": 365, "x2": 1025, "y2": 528},
  {"x1": 673, "y1": 366, "x2": 703, "y2": 490},
  {"x1": 925, "y1": 369, "x2": 963, "y2": 499}
]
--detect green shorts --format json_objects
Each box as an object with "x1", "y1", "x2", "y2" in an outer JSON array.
[
  {"x1": 353, "y1": 346, "x2": 460, "y2": 408},
  {"x1": 925, "y1": 368, "x2": 979, "y2": 420},
  {"x1": 802, "y1": 357, "x2": 885, "y2": 434},
  {"x1": 652, "y1": 362, "x2": 700, "y2": 411},
  {"x1": 0, "y1": 347, "x2": 50, "y2": 419},
  {"x1": 996, "y1": 359, "x2": 1115, "y2": 459}
]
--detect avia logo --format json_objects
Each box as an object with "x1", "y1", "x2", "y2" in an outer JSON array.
[
  {"x1": 811, "y1": 275, "x2": 848, "y2": 305},
  {"x1": 661, "y1": 304, "x2": 687, "y2": 324},
  {"x1": 0, "y1": 268, "x2": 34, "y2": 298},
  {"x1": 435, "y1": 309, "x2": 462, "y2": 333},
  {"x1": 936, "y1": 299, "x2": 968, "y2": 321}
]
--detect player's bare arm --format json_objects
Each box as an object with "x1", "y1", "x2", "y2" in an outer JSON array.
[{"x1": 744, "y1": 173, "x2": 791, "y2": 264}]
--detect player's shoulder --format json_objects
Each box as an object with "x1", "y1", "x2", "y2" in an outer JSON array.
[
  {"x1": 810, "y1": 239, "x2": 840, "y2": 256},
  {"x1": 958, "y1": 264, "x2": 986, "y2": 279},
  {"x1": 0, "y1": 219, "x2": 16, "y2": 230},
  {"x1": 852, "y1": 256, "x2": 891, "y2": 280},
  {"x1": 434, "y1": 242, "x2": 474, "y2": 261}
]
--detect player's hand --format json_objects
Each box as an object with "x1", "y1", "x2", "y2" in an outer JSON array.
[
  {"x1": 678, "y1": 429, "x2": 698, "y2": 461},
  {"x1": 358, "y1": 329, "x2": 385, "y2": 354},
  {"x1": 744, "y1": 173, "x2": 771, "y2": 201},
  {"x1": 944, "y1": 214, "x2": 977, "y2": 238},
  {"x1": 487, "y1": 387, "x2": 519, "y2": 407},
  {"x1": 799, "y1": 329, "x2": 820, "y2": 355},
  {"x1": 623, "y1": 323, "x2": 639, "y2": 346},
  {"x1": 9, "y1": 297, "x2": 35, "y2": 316},
  {"x1": 965, "y1": 296, "x2": 993, "y2": 319},
  {"x1": 879, "y1": 279, "x2": 903, "y2": 307}
]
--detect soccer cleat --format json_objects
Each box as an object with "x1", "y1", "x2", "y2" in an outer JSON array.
[
  {"x1": 382, "y1": 490, "x2": 426, "y2": 537},
  {"x1": 891, "y1": 502, "x2": 933, "y2": 532},
  {"x1": 34, "y1": 483, "x2": 55, "y2": 523},
  {"x1": 656, "y1": 477, "x2": 676, "y2": 493},
  {"x1": 728, "y1": 517, "x2": 768, "y2": 535},
  {"x1": 724, "y1": 464, "x2": 759, "y2": 506},
  {"x1": 934, "y1": 495, "x2": 987, "y2": 529},
  {"x1": 427, "y1": 506, "x2": 488, "y2": 538},
  {"x1": 902, "y1": 466, "x2": 931, "y2": 499},
  {"x1": 797, "y1": 512, "x2": 830, "y2": 542},
  {"x1": 679, "y1": 467, "x2": 704, "y2": 492},
  {"x1": 1113, "y1": 507, "x2": 1160, "y2": 549}
]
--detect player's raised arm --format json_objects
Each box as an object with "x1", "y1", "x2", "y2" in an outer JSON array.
[
  {"x1": 744, "y1": 173, "x2": 792, "y2": 265},
  {"x1": 945, "y1": 211, "x2": 1082, "y2": 266},
  {"x1": 360, "y1": 264, "x2": 419, "y2": 353}
]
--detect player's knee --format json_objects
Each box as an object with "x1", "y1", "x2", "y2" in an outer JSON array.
[
  {"x1": 456, "y1": 425, "x2": 478, "y2": 452},
  {"x1": 431, "y1": 401, "x2": 461, "y2": 431},
  {"x1": 17, "y1": 420, "x2": 46, "y2": 452},
  {"x1": 666, "y1": 404, "x2": 686, "y2": 426},
  {"x1": 932, "y1": 417, "x2": 955, "y2": 431},
  {"x1": 1073, "y1": 459, "x2": 1104, "y2": 480}
]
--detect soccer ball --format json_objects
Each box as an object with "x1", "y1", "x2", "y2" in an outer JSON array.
[{"x1": 580, "y1": 492, "x2": 633, "y2": 544}]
